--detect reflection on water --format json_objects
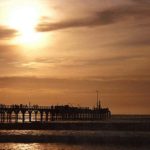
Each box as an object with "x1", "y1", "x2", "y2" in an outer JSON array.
[
  {"x1": 0, "y1": 143, "x2": 149, "y2": 150},
  {"x1": 0, "y1": 116, "x2": 150, "y2": 149},
  {"x1": 0, "y1": 129, "x2": 150, "y2": 137},
  {"x1": 0, "y1": 130, "x2": 150, "y2": 149}
]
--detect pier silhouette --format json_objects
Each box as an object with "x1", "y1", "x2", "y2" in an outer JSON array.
[{"x1": 0, "y1": 103, "x2": 111, "y2": 123}]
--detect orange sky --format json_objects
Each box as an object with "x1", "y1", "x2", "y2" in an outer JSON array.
[{"x1": 0, "y1": 0, "x2": 150, "y2": 114}]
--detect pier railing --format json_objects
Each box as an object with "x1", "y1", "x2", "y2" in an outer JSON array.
[{"x1": 0, "y1": 104, "x2": 111, "y2": 123}]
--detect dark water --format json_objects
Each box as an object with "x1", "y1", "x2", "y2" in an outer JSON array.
[
  {"x1": 0, "y1": 116, "x2": 150, "y2": 150},
  {"x1": 0, "y1": 130, "x2": 149, "y2": 150}
]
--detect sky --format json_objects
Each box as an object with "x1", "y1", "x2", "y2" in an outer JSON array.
[{"x1": 0, "y1": 0, "x2": 150, "y2": 114}]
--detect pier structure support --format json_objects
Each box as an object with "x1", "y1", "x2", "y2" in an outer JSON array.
[
  {"x1": 14, "y1": 110, "x2": 19, "y2": 123},
  {"x1": 0, "y1": 104, "x2": 111, "y2": 123},
  {"x1": 21, "y1": 110, "x2": 26, "y2": 123},
  {"x1": 45, "y1": 111, "x2": 49, "y2": 122},
  {"x1": 0, "y1": 112, "x2": 2, "y2": 123},
  {"x1": 40, "y1": 111, "x2": 43, "y2": 122},
  {"x1": 28, "y1": 110, "x2": 32, "y2": 122},
  {"x1": 6, "y1": 111, "x2": 12, "y2": 123},
  {"x1": 50, "y1": 112, "x2": 54, "y2": 121},
  {"x1": 0, "y1": 111, "x2": 5, "y2": 123},
  {"x1": 34, "y1": 110, "x2": 38, "y2": 122}
]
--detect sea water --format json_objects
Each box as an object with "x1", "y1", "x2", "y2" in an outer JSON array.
[
  {"x1": 0, "y1": 130, "x2": 150, "y2": 150},
  {"x1": 0, "y1": 116, "x2": 150, "y2": 150},
  {"x1": 0, "y1": 142, "x2": 149, "y2": 150}
]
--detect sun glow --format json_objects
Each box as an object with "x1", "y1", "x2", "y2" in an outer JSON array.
[{"x1": 8, "y1": 5, "x2": 41, "y2": 46}]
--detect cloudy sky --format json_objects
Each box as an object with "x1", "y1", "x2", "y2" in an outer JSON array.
[{"x1": 0, "y1": 0, "x2": 149, "y2": 114}]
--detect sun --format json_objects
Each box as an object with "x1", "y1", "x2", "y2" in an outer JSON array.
[{"x1": 8, "y1": 5, "x2": 41, "y2": 46}]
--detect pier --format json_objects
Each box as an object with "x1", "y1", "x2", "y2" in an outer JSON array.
[{"x1": 0, "y1": 104, "x2": 111, "y2": 123}]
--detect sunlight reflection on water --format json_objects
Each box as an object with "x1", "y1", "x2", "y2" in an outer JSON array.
[
  {"x1": 0, "y1": 143, "x2": 149, "y2": 150},
  {"x1": 0, "y1": 143, "x2": 86, "y2": 150}
]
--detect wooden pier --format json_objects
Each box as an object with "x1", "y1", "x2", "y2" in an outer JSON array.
[{"x1": 0, "y1": 104, "x2": 111, "y2": 123}]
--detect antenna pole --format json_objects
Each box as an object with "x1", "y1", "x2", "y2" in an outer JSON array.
[{"x1": 96, "y1": 90, "x2": 99, "y2": 109}]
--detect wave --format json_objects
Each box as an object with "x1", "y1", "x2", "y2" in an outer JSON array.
[{"x1": 0, "y1": 131, "x2": 150, "y2": 146}]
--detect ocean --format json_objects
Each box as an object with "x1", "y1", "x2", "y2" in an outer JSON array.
[
  {"x1": 0, "y1": 142, "x2": 149, "y2": 150},
  {"x1": 0, "y1": 115, "x2": 150, "y2": 150}
]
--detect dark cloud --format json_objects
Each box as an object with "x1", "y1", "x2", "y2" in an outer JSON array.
[
  {"x1": 104, "y1": 32, "x2": 150, "y2": 47},
  {"x1": 36, "y1": 1, "x2": 150, "y2": 32},
  {"x1": 0, "y1": 26, "x2": 18, "y2": 39}
]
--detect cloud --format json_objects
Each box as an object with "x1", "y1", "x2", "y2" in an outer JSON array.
[
  {"x1": 0, "y1": 45, "x2": 22, "y2": 62},
  {"x1": 34, "y1": 57, "x2": 65, "y2": 64},
  {"x1": 132, "y1": 0, "x2": 150, "y2": 4},
  {"x1": 104, "y1": 31, "x2": 150, "y2": 48},
  {"x1": 36, "y1": 1, "x2": 150, "y2": 32},
  {"x1": 0, "y1": 26, "x2": 18, "y2": 39},
  {"x1": 0, "y1": 44, "x2": 27, "y2": 76},
  {"x1": 0, "y1": 75, "x2": 149, "y2": 91},
  {"x1": 56, "y1": 55, "x2": 147, "y2": 68},
  {"x1": 20, "y1": 55, "x2": 145, "y2": 70}
]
